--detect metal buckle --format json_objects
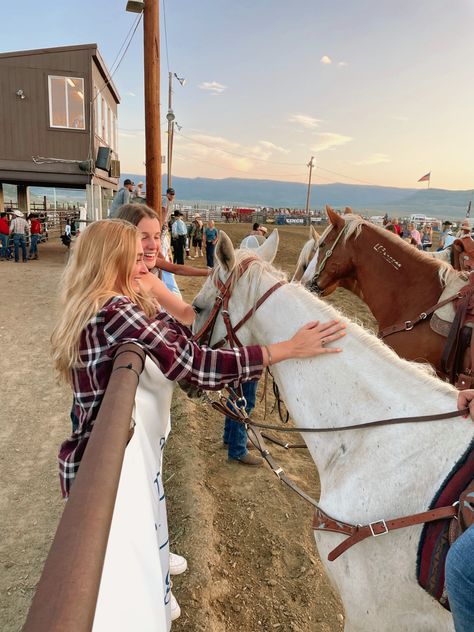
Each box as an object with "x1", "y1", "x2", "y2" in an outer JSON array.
[
  {"x1": 420, "y1": 312, "x2": 427, "y2": 320},
  {"x1": 369, "y1": 519, "x2": 388, "y2": 537},
  {"x1": 405, "y1": 320, "x2": 414, "y2": 331}
]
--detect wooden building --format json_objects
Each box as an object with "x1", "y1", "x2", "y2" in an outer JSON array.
[{"x1": 0, "y1": 44, "x2": 121, "y2": 219}]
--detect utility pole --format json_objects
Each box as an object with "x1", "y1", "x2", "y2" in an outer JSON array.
[
  {"x1": 143, "y1": 0, "x2": 162, "y2": 219},
  {"x1": 305, "y1": 156, "x2": 315, "y2": 219},
  {"x1": 166, "y1": 72, "x2": 175, "y2": 191}
]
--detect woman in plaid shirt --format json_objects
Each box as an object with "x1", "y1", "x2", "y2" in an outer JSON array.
[{"x1": 51, "y1": 220, "x2": 345, "y2": 497}]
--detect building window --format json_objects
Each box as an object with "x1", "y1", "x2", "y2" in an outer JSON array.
[{"x1": 48, "y1": 76, "x2": 85, "y2": 130}]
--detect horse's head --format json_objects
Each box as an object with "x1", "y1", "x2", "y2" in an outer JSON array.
[
  {"x1": 309, "y1": 207, "x2": 356, "y2": 295},
  {"x1": 192, "y1": 229, "x2": 280, "y2": 348},
  {"x1": 292, "y1": 225, "x2": 320, "y2": 283}
]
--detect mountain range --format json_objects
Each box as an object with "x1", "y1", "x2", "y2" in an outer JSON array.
[{"x1": 8, "y1": 176, "x2": 474, "y2": 220}]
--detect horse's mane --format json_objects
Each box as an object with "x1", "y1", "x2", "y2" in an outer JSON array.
[
  {"x1": 230, "y1": 248, "x2": 456, "y2": 398},
  {"x1": 340, "y1": 215, "x2": 458, "y2": 288},
  {"x1": 297, "y1": 237, "x2": 317, "y2": 268}
]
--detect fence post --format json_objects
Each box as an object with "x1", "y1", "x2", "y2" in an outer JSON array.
[{"x1": 23, "y1": 343, "x2": 146, "y2": 632}]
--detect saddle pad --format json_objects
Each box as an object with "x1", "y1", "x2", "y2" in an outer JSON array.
[
  {"x1": 433, "y1": 273, "x2": 469, "y2": 323},
  {"x1": 416, "y1": 441, "x2": 474, "y2": 609}
]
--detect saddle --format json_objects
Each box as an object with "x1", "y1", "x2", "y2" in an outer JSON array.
[
  {"x1": 452, "y1": 236, "x2": 474, "y2": 272},
  {"x1": 436, "y1": 273, "x2": 474, "y2": 388}
]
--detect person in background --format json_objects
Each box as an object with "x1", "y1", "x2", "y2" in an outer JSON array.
[
  {"x1": 10, "y1": 210, "x2": 28, "y2": 263},
  {"x1": 438, "y1": 221, "x2": 454, "y2": 251},
  {"x1": 109, "y1": 179, "x2": 134, "y2": 218},
  {"x1": 133, "y1": 181, "x2": 145, "y2": 201},
  {"x1": 28, "y1": 213, "x2": 42, "y2": 260},
  {"x1": 407, "y1": 222, "x2": 422, "y2": 249},
  {"x1": 391, "y1": 218, "x2": 402, "y2": 236},
  {"x1": 0, "y1": 212, "x2": 9, "y2": 260},
  {"x1": 204, "y1": 219, "x2": 218, "y2": 267},
  {"x1": 456, "y1": 218, "x2": 472, "y2": 239},
  {"x1": 171, "y1": 211, "x2": 187, "y2": 265},
  {"x1": 190, "y1": 214, "x2": 204, "y2": 258},
  {"x1": 420, "y1": 224, "x2": 433, "y2": 251},
  {"x1": 163, "y1": 187, "x2": 175, "y2": 226}
]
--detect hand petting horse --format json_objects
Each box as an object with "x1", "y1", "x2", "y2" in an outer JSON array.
[{"x1": 192, "y1": 229, "x2": 472, "y2": 632}]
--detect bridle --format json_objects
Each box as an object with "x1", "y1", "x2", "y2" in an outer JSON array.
[
  {"x1": 310, "y1": 223, "x2": 349, "y2": 294},
  {"x1": 192, "y1": 256, "x2": 286, "y2": 349}
]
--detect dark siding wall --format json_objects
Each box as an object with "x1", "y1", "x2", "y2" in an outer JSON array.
[{"x1": 0, "y1": 49, "x2": 92, "y2": 164}]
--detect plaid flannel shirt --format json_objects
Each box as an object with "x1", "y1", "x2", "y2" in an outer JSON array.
[{"x1": 59, "y1": 296, "x2": 263, "y2": 497}]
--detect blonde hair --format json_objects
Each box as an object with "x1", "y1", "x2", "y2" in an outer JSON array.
[{"x1": 51, "y1": 219, "x2": 155, "y2": 383}]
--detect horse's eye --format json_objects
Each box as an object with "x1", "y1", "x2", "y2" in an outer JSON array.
[{"x1": 193, "y1": 305, "x2": 202, "y2": 314}]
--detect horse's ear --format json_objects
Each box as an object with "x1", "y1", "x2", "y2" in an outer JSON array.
[
  {"x1": 344, "y1": 206, "x2": 353, "y2": 215},
  {"x1": 327, "y1": 207, "x2": 344, "y2": 228},
  {"x1": 325, "y1": 204, "x2": 333, "y2": 214},
  {"x1": 216, "y1": 231, "x2": 236, "y2": 272},
  {"x1": 310, "y1": 225, "x2": 320, "y2": 244},
  {"x1": 256, "y1": 229, "x2": 279, "y2": 263}
]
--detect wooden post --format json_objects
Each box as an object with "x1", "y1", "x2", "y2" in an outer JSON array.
[
  {"x1": 144, "y1": 0, "x2": 162, "y2": 220},
  {"x1": 305, "y1": 156, "x2": 314, "y2": 221}
]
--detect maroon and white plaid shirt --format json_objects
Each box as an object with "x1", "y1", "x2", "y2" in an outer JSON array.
[{"x1": 59, "y1": 296, "x2": 263, "y2": 497}]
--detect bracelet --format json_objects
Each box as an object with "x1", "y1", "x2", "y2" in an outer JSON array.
[{"x1": 264, "y1": 345, "x2": 273, "y2": 366}]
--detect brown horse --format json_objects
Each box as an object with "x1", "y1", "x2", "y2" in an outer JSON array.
[
  {"x1": 309, "y1": 208, "x2": 463, "y2": 375},
  {"x1": 221, "y1": 209, "x2": 237, "y2": 223}
]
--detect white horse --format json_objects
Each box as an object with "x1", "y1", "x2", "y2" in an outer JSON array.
[
  {"x1": 192, "y1": 230, "x2": 472, "y2": 632},
  {"x1": 292, "y1": 225, "x2": 320, "y2": 283}
]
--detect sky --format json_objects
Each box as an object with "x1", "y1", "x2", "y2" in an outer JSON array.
[{"x1": 4, "y1": 0, "x2": 474, "y2": 190}]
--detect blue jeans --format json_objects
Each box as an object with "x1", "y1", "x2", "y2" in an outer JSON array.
[
  {"x1": 0, "y1": 233, "x2": 8, "y2": 258},
  {"x1": 206, "y1": 242, "x2": 216, "y2": 267},
  {"x1": 29, "y1": 233, "x2": 39, "y2": 256},
  {"x1": 445, "y1": 525, "x2": 474, "y2": 631},
  {"x1": 223, "y1": 380, "x2": 258, "y2": 459},
  {"x1": 13, "y1": 234, "x2": 27, "y2": 262}
]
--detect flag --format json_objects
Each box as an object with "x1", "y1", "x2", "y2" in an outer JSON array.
[{"x1": 417, "y1": 172, "x2": 431, "y2": 182}]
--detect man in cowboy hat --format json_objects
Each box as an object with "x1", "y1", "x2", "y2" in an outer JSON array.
[{"x1": 10, "y1": 210, "x2": 29, "y2": 262}]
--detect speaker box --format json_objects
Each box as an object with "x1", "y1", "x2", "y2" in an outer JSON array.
[
  {"x1": 109, "y1": 159, "x2": 120, "y2": 178},
  {"x1": 96, "y1": 146, "x2": 112, "y2": 171}
]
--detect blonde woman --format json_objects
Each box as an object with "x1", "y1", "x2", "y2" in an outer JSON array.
[{"x1": 51, "y1": 220, "x2": 344, "y2": 625}]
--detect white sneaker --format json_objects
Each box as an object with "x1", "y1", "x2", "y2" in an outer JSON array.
[
  {"x1": 170, "y1": 591, "x2": 181, "y2": 621},
  {"x1": 170, "y1": 551, "x2": 188, "y2": 575}
]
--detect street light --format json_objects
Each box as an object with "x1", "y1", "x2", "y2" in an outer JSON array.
[{"x1": 125, "y1": 1, "x2": 144, "y2": 13}]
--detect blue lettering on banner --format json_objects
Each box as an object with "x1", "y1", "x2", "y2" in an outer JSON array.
[
  {"x1": 164, "y1": 570, "x2": 171, "y2": 605},
  {"x1": 154, "y1": 470, "x2": 165, "y2": 501}
]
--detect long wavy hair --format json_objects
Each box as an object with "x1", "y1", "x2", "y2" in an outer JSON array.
[
  {"x1": 51, "y1": 219, "x2": 155, "y2": 383},
  {"x1": 115, "y1": 203, "x2": 159, "y2": 227}
]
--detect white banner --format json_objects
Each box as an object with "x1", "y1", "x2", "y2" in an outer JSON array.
[{"x1": 93, "y1": 357, "x2": 175, "y2": 632}]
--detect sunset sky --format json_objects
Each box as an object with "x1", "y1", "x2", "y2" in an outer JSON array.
[{"x1": 4, "y1": 0, "x2": 474, "y2": 190}]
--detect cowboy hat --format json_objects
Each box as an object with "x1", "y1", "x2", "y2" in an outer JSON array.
[
  {"x1": 12, "y1": 210, "x2": 24, "y2": 217},
  {"x1": 194, "y1": 213, "x2": 201, "y2": 219}
]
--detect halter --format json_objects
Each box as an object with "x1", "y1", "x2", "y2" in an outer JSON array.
[
  {"x1": 192, "y1": 256, "x2": 286, "y2": 349},
  {"x1": 310, "y1": 222, "x2": 349, "y2": 293}
]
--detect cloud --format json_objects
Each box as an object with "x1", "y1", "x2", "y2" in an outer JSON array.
[
  {"x1": 288, "y1": 113, "x2": 321, "y2": 129},
  {"x1": 337, "y1": 61, "x2": 348, "y2": 67},
  {"x1": 311, "y1": 132, "x2": 353, "y2": 152},
  {"x1": 124, "y1": 91, "x2": 136, "y2": 97},
  {"x1": 259, "y1": 140, "x2": 289, "y2": 154},
  {"x1": 320, "y1": 55, "x2": 332, "y2": 65},
  {"x1": 353, "y1": 153, "x2": 390, "y2": 166},
  {"x1": 118, "y1": 130, "x2": 139, "y2": 138},
  {"x1": 198, "y1": 81, "x2": 227, "y2": 95},
  {"x1": 174, "y1": 132, "x2": 289, "y2": 173}
]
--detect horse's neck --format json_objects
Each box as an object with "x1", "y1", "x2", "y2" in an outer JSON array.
[
  {"x1": 350, "y1": 229, "x2": 443, "y2": 326},
  {"x1": 247, "y1": 281, "x2": 468, "y2": 519}
]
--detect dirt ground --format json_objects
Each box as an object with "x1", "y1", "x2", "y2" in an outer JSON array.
[{"x1": 0, "y1": 223, "x2": 376, "y2": 632}]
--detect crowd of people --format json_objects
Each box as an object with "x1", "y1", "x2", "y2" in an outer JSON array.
[
  {"x1": 382, "y1": 215, "x2": 473, "y2": 252},
  {"x1": 0, "y1": 210, "x2": 45, "y2": 262}
]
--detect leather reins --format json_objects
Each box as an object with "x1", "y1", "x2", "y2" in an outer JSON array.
[
  {"x1": 310, "y1": 223, "x2": 348, "y2": 293},
  {"x1": 192, "y1": 256, "x2": 286, "y2": 349},
  {"x1": 194, "y1": 252, "x2": 470, "y2": 562}
]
